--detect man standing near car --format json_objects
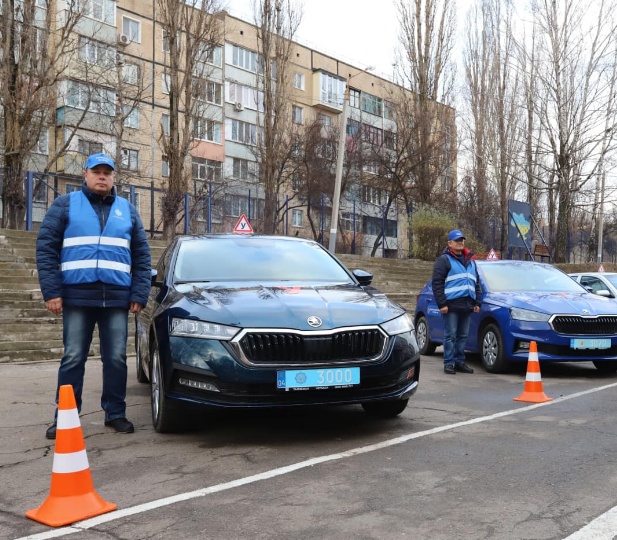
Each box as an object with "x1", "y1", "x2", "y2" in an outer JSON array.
[
  {"x1": 36, "y1": 153, "x2": 151, "y2": 439},
  {"x1": 432, "y1": 230, "x2": 482, "y2": 375}
]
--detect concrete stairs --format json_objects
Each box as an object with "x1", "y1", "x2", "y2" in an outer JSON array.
[{"x1": 0, "y1": 229, "x2": 433, "y2": 363}]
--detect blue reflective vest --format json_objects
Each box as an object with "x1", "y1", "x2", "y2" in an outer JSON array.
[
  {"x1": 60, "y1": 191, "x2": 132, "y2": 287},
  {"x1": 444, "y1": 256, "x2": 477, "y2": 301}
]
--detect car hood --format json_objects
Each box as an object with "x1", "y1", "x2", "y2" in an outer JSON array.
[
  {"x1": 486, "y1": 291, "x2": 616, "y2": 315},
  {"x1": 169, "y1": 282, "x2": 404, "y2": 330}
]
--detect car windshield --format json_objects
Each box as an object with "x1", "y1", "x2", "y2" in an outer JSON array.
[
  {"x1": 604, "y1": 275, "x2": 617, "y2": 288},
  {"x1": 173, "y1": 237, "x2": 353, "y2": 283},
  {"x1": 479, "y1": 262, "x2": 587, "y2": 293}
]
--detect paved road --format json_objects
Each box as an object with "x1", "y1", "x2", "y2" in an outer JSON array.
[{"x1": 1, "y1": 353, "x2": 616, "y2": 540}]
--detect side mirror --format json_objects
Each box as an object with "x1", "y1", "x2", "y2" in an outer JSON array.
[
  {"x1": 595, "y1": 290, "x2": 612, "y2": 297},
  {"x1": 151, "y1": 269, "x2": 163, "y2": 288},
  {"x1": 353, "y1": 269, "x2": 373, "y2": 286}
]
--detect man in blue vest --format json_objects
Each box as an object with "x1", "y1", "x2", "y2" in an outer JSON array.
[
  {"x1": 432, "y1": 230, "x2": 482, "y2": 375},
  {"x1": 36, "y1": 153, "x2": 151, "y2": 439}
]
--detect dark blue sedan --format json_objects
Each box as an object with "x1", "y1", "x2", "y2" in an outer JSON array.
[
  {"x1": 136, "y1": 235, "x2": 420, "y2": 432},
  {"x1": 414, "y1": 260, "x2": 617, "y2": 374}
]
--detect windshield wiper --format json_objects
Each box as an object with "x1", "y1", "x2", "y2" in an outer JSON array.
[{"x1": 174, "y1": 280, "x2": 211, "y2": 284}]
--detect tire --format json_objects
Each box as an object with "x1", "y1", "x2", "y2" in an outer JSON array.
[
  {"x1": 480, "y1": 323, "x2": 509, "y2": 373},
  {"x1": 150, "y1": 343, "x2": 182, "y2": 433},
  {"x1": 593, "y1": 360, "x2": 617, "y2": 374},
  {"x1": 135, "y1": 328, "x2": 149, "y2": 384},
  {"x1": 416, "y1": 316, "x2": 437, "y2": 356},
  {"x1": 362, "y1": 399, "x2": 409, "y2": 418}
]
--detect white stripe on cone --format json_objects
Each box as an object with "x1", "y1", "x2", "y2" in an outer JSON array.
[
  {"x1": 52, "y1": 449, "x2": 90, "y2": 474},
  {"x1": 526, "y1": 372, "x2": 542, "y2": 382},
  {"x1": 57, "y1": 408, "x2": 81, "y2": 430},
  {"x1": 528, "y1": 351, "x2": 539, "y2": 362}
]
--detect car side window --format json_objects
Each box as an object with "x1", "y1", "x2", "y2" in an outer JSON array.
[
  {"x1": 582, "y1": 276, "x2": 609, "y2": 294},
  {"x1": 156, "y1": 245, "x2": 173, "y2": 284}
]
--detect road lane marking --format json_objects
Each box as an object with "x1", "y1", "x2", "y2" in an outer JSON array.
[
  {"x1": 16, "y1": 381, "x2": 617, "y2": 540},
  {"x1": 562, "y1": 505, "x2": 617, "y2": 540}
]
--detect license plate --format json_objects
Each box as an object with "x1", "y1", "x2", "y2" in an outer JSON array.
[
  {"x1": 570, "y1": 338, "x2": 611, "y2": 350},
  {"x1": 277, "y1": 367, "x2": 360, "y2": 391}
]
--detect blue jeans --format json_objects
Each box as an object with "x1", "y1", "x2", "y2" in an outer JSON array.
[
  {"x1": 54, "y1": 306, "x2": 129, "y2": 422},
  {"x1": 443, "y1": 311, "x2": 471, "y2": 367}
]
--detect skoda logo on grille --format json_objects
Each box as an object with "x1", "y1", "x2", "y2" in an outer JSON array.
[
  {"x1": 582, "y1": 309, "x2": 590, "y2": 314},
  {"x1": 307, "y1": 316, "x2": 322, "y2": 328}
]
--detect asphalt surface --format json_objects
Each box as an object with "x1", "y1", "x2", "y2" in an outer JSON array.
[{"x1": 1, "y1": 352, "x2": 617, "y2": 540}]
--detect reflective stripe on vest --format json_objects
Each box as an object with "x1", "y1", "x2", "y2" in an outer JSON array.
[
  {"x1": 60, "y1": 191, "x2": 133, "y2": 287},
  {"x1": 444, "y1": 256, "x2": 477, "y2": 301}
]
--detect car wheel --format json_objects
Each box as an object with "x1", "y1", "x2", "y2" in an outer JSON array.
[
  {"x1": 135, "y1": 328, "x2": 148, "y2": 384},
  {"x1": 416, "y1": 316, "x2": 437, "y2": 356},
  {"x1": 593, "y1": 360, "x2": 617, "y2": 374},
  {"x1": 362, "y1": 399, "x2": 409, "y2": 418},
  {"x1": 150, "y1": 343, "x2": 181, "y2": 433},
  {"x1": 480, "y1": 324, "x2": 509, "y2": 373}
]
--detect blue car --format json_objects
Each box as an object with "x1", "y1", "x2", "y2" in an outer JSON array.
[
  {"x1": 414, "y1": 260, "x2": 617, "y2": 374},
  {"x1": 136, "y1": 235, "x2": 420, "y2": 432}
]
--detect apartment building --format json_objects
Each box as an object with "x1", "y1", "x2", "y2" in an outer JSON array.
[{"x1": 12, "y1": 1, "x2": 456, "y2": 257}]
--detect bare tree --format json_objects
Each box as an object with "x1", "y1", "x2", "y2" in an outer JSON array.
[
  {"x1": 253, "y1": 0, "x2": 302, "y2": 234},
  {"x1": 157, "y1": 0, "x2": 224, "y2": 240}
]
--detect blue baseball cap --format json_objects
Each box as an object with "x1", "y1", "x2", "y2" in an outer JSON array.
[
  {"x1": 448, "y1": 229, "x2": 466, "y2": 241},
  {"x1": 85, "y1": 153, "x2": 115, "y2": 170}
]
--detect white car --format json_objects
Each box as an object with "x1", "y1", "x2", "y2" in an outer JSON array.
[{"x1": 569, "y1": 272, "x2": 617, "y2": 298}]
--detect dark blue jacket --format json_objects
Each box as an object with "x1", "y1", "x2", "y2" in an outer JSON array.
[
  {"x1": 432, "y1": 247, "x2": 482, "y2": 312},
  {"x1": 36, "y1": 183, "x2": 151, "y2": 308}
]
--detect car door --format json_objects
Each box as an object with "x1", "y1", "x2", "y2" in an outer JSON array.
[{"x1": 423, "y1": 279, "x2": 445, "y2": 342}]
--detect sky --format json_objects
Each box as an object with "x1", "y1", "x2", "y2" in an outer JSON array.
[{"x1": 224, "y1": 0, "x2": 474, "y2": 82}]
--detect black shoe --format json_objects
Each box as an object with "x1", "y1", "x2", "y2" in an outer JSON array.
[
  {"x1": 444, "y1": 364, "x2": 456, "y2": 375},
  {"x1": 455, "y1": 363, "x2": 474, "y2": 374},
  {"x1": 104, "y1": 418, "x2": 134, "y2": 433},
  {"x1": 45, "y1": 423, "x2": 57, "y2": 440}
]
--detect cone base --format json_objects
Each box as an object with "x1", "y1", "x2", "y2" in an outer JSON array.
[
  {"x1": 26, "y1": 492, "x2": 116, "y2": 527},
  {"x1": 513, "y1": 391, "x2": 553, "y2": 403}
]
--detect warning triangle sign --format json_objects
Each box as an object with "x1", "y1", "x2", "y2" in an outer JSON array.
[
  {"x1": 486, "y1": 248, "x2": 499, "y2": 260},
  {"x1": 599, "y1": 263, "x2": 605, "y2": 273},
  {"x1": 233, "y1": 214, "x2": 253, "y2": 234}
]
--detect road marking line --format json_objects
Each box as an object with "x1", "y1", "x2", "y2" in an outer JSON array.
[
  {"x1": 16, "y1": 381, "x2": 617, "y2": 540},
  {"x1": 562, "y1": 505, "x2": 617, "y2": 540}
]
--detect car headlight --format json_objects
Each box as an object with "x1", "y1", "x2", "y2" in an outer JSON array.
[
  {"x1": 381, "y1": 313, "x2": 415, "y2": 336},
  {"x1": 171, "y1": 318, "x2": 240, "y2": 340},
  {"x1": 510, "y1": 308, "x2": 551, "y2": 322}
]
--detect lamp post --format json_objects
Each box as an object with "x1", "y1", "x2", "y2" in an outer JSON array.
[{"x1": 328, "y1": 66, "x2": 374, "y2": 254}]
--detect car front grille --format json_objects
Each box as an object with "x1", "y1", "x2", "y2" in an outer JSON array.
[
  {"x1": 551, "y1": 315, "x2": 617, "y2": 335},
  {"x1": 238, "y1": 329, "x2": 386, "y2": 365}
]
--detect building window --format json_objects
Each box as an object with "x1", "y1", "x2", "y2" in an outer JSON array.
[
  {"x1": 292, "y1": 105, "x2": 303, "y2": 124},
  {"x1": 227, "y1": 119, "x2": 257, "y2": 145},
  {"x1": 162, "y1": 29, "x2": 173, "y2": 53},
  {"x1": 34, "y1": 129, "x2": 49, "y2": 155},
  {"x1": 362, "y1": 123, "x2": 383, "y2": 146},
  {"x1": 384, "y1": 100, "x2": 396, "y2": 121},
  {"x1": 361, "y1": 92, "x2": 383, "y2": 117},
  {"x1": 161, "y1": 114, "x2": 170, "y2": 136},
  {"x1": 341, "y1": 212, "x2": 356, "y2": 232},
  {"x1": 162, "y1": 156, "x2": 169, "y2": 177},
  {"x1": 193, "y1": 157, "x2": 222, "y2": 182},
  {"x1": 193, "y1": 117, "x2": 222, "y2": 143},
  {"x1": 65, "y1": 183, "x2": 81, "y2": 194},
  {"x1": 320, "y1": 72, "x2": 345, "y2": 108},
  {"x1": 291, "y1": 172, "x2": 303, "y2": 191},
  {"x1": 318, "y1": 114, "x2": 331, "y2": 127},
  {"x1": 292, "y1": 209, "x2": 302, "y2": 227},
  {"x1": 347, "y1": 119, "x2": 361, "y2": 137},
  {"x1": 66, "y1": 81, "x2": 115, "y2": 116},
  {"x1": 123, "y1": 105, "x2": 139, "y2": 129},
  {"x1": 122, "y1": 62, "x2": 140, "y2": 85},
  {"x1": 293, "y1": 72, "x2": 305, "y2": 90},
  {"x1": 349, "y1": 88, "x2": 360, "y2": 108},
  {"x1": 162, "y1": 73, "x2": 171, "y2": 94},
  {"x1": 78, "y1": 138, "x2": 103, "y2": 156},
  {"x1": 384, "y1": 130, "x2": 396, "y2": 150},
  {"x1": 122, "y1": 16, "x2": 141, "y2": 43},
  {"x1": 194, "y1": 80, "x2": 222, "y2": 105},
  {"x1": 207, "y1": 44, "x2": 223, "y2": 67},
  {"x1": 232, "y1": 158, "x2": 258, "y2": 180},
  {"x1": 84, "y1": 0, "x2": 115, "y2": 25},
  {"x1": 78, "y1": 36, "x2": 115, "y2": 68},
  {"x1": 362, "y1": 161, "x2": 380, "y2": 175},
  {"x1": 363, "y1": 216, "x2": 397, "y2": 237},
  {"x1": 226, "y1": 81, "x2": 263, "y2": 111},
  {"x1": 362, "y1": 185, "x2": 388, "y2": 205},
  {"x1": 232, "y1": 44, "x2": 258, "y2": 72},
  {"x1": 121, "y1": 148, "x2": 139, "y2": 171}
]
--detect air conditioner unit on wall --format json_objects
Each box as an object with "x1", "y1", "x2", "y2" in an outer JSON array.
[
  {"x1": 234, "y1": 102, "x2": 244, "y2": 112},
  {"x1": 117, "y1": 34, "x2": 130, "y2": 46}
]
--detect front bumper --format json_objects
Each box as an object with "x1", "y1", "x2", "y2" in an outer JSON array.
[{"x1": 163, "y1": 332, "x2": 420, "y2": 408}]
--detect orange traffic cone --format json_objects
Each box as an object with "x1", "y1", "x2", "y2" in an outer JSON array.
[
  {"x1": 513, "y1": 341, "x2": 553, "y2": 403},
  {"x1": 26, "y1": 385, "x2": 116, "y2": 527}
]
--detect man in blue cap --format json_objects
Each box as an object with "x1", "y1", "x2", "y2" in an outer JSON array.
[
  {"x1": 36, "y1": 153, "x2": 151, "y2": 438},
  {"x1": 431, "y1": 230, "x2": 482, "y2": 374}
]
